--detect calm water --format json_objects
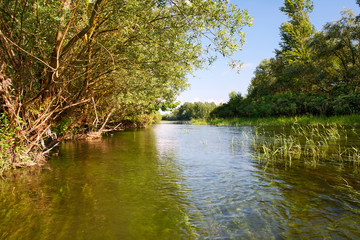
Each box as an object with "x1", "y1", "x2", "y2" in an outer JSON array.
[{"x1": 1, "y1": 124, "x2": 360, "y2": 239}]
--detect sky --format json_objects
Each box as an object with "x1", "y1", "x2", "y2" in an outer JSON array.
[{"x1": 177, "y1": 0, "x2": 360, "y2": 105}]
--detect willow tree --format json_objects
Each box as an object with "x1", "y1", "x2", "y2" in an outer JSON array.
[{"x1": 0, "y1": 0, "x2": 252, "y2": 170}]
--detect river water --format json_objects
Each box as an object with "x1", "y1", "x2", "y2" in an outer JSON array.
[{"x1": 1, "y1": 123, "x2": 360, "y2": 239}]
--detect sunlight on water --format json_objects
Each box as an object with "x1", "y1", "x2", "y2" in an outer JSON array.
[{"x1": 1, "y1": 124, "x2": 360, "y2": 239}]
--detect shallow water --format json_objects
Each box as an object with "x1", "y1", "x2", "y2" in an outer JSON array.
[{"x1": 1, "y1": 124, "x2": 360, "y2": 239}]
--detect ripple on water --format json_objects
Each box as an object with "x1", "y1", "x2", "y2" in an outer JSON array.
[{"x1": 1, "y1": 124, "x2": 360, "y2": 239}]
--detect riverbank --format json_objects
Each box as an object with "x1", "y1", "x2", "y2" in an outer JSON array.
[{"x1": 190, "y1": 114, "x2": 360, "y2": 126}]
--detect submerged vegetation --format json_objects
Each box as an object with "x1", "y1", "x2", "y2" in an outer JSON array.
[{"x1": 2, "y1": 124, "x2": 360, "y2": 239}]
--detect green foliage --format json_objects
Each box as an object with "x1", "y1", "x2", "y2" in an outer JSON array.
[
  {"x1": 162, "y1": 102, "x2": 217, "y2": 121},
  {"x1": 0, "y1": 0, "x2": 252, "y2": 171},
  {"x1": 124, "y1": 112, "x2": 162, "y2": 128},
  {"x1": 52, "y1": 117, "x2": 76, "y2": 136},
  {"x1": 279, "y1": 0, "x2": 314, "y2": 62},
  {"x1": 0, "y1": 0, "x2": 252, "y2": 125},
  {"x1": 0, "y1": 113, "x2": 40, "y2": 174},
  {"x1": 0, "y1": 113, "x2": 12, "y2": 172},
  {"x1": 211, "y1": 91, "x2": 360, "y2": 119},
  {"x1": 252, "y1": 124, "x2": 360, "y2": 171},
  {"x1": 309, "y1": 10, "x2": 360, "y2": 93},
  {"x1": 203, "y1": 114, "x2": 360, "y2": 127},
  {"x1": 212, "y1": 2, "x2": 360, "y2": 121}
]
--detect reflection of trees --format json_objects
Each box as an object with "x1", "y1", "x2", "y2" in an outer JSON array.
[
  {"x1": 0, "y1": 169, "x2": 54, "y2": 240},
  {"x1": 4, "y1": 125, "x2": 359, "y2": 239},
  {"x1": 0, "y1": 129, "x2": 198, "y2": 239}
]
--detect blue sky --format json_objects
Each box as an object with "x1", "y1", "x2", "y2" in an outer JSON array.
[{"x1": 177, "y1": 0, "x2": 360, "y2": 104}]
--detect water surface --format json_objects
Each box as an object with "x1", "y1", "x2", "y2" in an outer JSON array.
[{"x1": 1, "y1": 124, "x2": 360, "y2": 239}]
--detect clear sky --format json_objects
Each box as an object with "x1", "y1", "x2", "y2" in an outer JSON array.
[{"x1": 177, "y1": 0, "x2": 360, "y2": 105}]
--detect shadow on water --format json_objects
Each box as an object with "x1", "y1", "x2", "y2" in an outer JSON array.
[
  {"x1": 1, "y1": 124, "x2": 360, "y2": 239},
  {"x1": 0, "y1": 128, "x2": 197, "y2": 240}
]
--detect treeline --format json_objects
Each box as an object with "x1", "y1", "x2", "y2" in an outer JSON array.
[
  {"x1": 162, "y1": 102, "x2": 217, "y2": 121},
  {"x1": 211, "y1": 91, "x2": 360, "y2": 118},
  {"x1": 211, "y1": 0, "x2": 360, "y2": 119},
  {"x1": 0, "y1": 0, "x2": 252, "y2": 171}
]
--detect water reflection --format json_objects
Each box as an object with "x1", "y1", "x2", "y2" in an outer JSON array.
[
  {"x1": 154, "y1": 124, "x2": 265, "y2": 238},
  {"x1": 1, "y1": 128, "x2": 197, "y2": 239},
  {"x1": 0, "y1": 124, "x2": 360, "y2": 239}
]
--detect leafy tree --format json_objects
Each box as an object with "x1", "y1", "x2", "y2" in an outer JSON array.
[
  {"x1": 309, "y1": 10, "x2": 360, "y2": 94},
  {"x1": 279, "y1": 0, "x2": 315, "y2": 91},
  {"x1": 247, "y1": 59, "x2": 276, "y2": 98},
  {"x1": 0, "y1": 0, "x2": 252, "y2": 168},
  {"x1": 278, "y1": 0, "x2": 315, "y2": 62},
  {"x1": 247, "y1": 0, "x2": 316, "y2": 99},
  {"x1": 211, "y1": 2, "x2": 360, "y2": 120}
]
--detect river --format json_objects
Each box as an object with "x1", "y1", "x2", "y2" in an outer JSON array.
[{"x1": 1, "y1": 123, "x2": 360, "y2": 239}]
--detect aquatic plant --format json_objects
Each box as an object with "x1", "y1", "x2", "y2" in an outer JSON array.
[
  {"x1": 252, "y1": 124, "x2": 360, "y2": 171},
  {"x1": 199, "y1": 114, "x2": 360, "y2": 127}
]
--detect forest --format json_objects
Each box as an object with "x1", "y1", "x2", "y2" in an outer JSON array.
[
  {"x1": 210, "y1": 0, "x2": 360, "y2": 119},
  {"x1": 0, "y1": 0, "x2": 252, "y2": 172}
]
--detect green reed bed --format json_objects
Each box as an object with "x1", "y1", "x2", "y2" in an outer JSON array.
[
  {"x1": 252, "y1": 124, "x2": 360, "y2": 171},
  {"x1": 198, "y1": 114, "x2": 360, "y2": 126}
]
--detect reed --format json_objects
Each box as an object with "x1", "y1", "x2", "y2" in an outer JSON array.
[
  {"x1": 252, "y1": 124, "x2": 360, "y2": 171},
  {"x1": 199, "y1": 114, "x2": 360, "y2": 126}
]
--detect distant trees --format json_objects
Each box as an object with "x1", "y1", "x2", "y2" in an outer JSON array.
[
  {"x1": 211, "y1": 0, "x2": 360, "y2": 119},
  {"x1": 163, "y1": 102, "x2": 217, "y2": 121},
  {"x1": 210, "y1": 91, "x2": 360, "y2": 118}
]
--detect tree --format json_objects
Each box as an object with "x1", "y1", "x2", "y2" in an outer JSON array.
[
  {"x1": 163, "y1": 101, "x2": 217, "y2": 120},
  {"x1": 309, "y1": 10, "x2": 360, "y2": 94},
  {"x1": 0, "y1": 0, "x2": 252, "y2": 169},
  {"x1": 249, "y1": 0, "x2": 316, "y2": 98},
  {"x1": 275, "y1": 0, "x2": 315, "y2": 92},
  {"x1": 211, "y1": 2, "x2": 360, "y2": 120},
  {"x1": 247, "y1": 59, "x2": 276, "y2": 98},
  {"x1": 278, "y1": 0, "x2": 315, "y2": 62}
]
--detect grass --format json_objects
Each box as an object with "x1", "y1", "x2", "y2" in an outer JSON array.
[
  {"x1": 191, "y1": 114, "x2": 360, "y2": 126},
  {"x1": 193, "y1": 117, "x2": 360, "y2": 173},
  {"x1": 251, "y1": 124, "x2": 360, "y2": 172},
  {"x1": 173, "y1": 115, "x2": 360, "y2": 171}
]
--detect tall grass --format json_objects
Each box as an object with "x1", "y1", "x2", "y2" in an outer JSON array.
[
  {"x1": 251, "y1": 124, "x2": 360, "y2": 171},
  {"x1": 194, "y1": 114, "x2": 360, "y2": 126},
  {"x1": 189, "y1": 116, "x2": 360, "y2": 171}
]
